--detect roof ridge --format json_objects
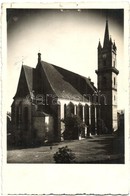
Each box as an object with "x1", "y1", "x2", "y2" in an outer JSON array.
[
  {"x1": 41, "y1": 60, "x2": 95, "y2": 84},
  {"x1": 51, "y1": 62, "x2": 89, "y2": 80}
]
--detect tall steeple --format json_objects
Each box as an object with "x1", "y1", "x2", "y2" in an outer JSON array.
[
  {"x1": 103, "y1": 20, "x2": 110, "y2": 48},
  {"x1": 95, "y1": 20, "x2": 119, "y2": 134}
]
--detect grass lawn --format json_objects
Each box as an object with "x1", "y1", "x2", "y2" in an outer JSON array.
[{"x1": 7, "y1": 134, "x2": 124, "y2": 164}]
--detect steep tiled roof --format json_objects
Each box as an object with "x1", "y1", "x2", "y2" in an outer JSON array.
[
  {"x1": 14, "y1": 65, "x2": 34, "y2": 98},
  {"x1": 40, "y1": 61, "x2": 84, "y2": 101},
  {"x1": 14, "y1": 60, "x2": 96, "y2": 102},
  {"x1": 53, "y1": 64, "x2": 96, "y2": 92}
]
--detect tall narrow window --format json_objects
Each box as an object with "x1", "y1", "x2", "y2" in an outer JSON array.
[
  {"x1": 24, "y1": 107, "x2": 29, "y2": 131},
  {"x1": 16, "y1": 103, "x2": 22, "y2": 128},
  {"x1": 114, "y1": 77, "x2": 116, "y2": 86},
  {"x1": 64, "y1": 104, "x2": 66, "y2": 119},
  {"x1": 66, "y1": 102, "x2": 74, "y2": 117},
  {"x1": 77, "y1": 104, "x2": 83, "y2": 120},
  {"x1": 113, "y1": 60, "x2": 115, "y2": 67},
  {"x1": 16, "y1": 107, "x2": 19, "y2": 127}
]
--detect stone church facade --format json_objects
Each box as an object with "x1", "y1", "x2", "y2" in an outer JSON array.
[{"x1": 11, "y1": 21, "x2": 119, "y2": 145}]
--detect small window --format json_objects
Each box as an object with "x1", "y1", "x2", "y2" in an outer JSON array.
[
  {"x1": 113, "y1": 60, "x2": 115, "y2": 67},
  {"x1": 114, "y1": 77, "x2": 116, "y2": 86}
]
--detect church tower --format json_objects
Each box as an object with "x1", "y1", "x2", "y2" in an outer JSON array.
[{"x1": 95, "y1": 20, "x2": 119, "y2": 133}]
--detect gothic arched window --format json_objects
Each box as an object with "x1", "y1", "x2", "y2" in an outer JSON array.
[
  {"x1": 103, "y1": 54, "x2": 107, "y2": 66},
  {"x1": 66, "y1": 102, "x2": 74, "y2": 117},
  {"x1": 16, "y1": 102, "x2": 22, "y2": 128},
  {"x1": 113, "y1": 59, "x2": 116, "y2": 67},
  {"x1": 24, "y1": 107, "x2": 29, "y2": 131},
  {"x1": 77, "y1": 104, "x2": 83, "y2": 120},
  {"x1": 114, "y1": 77, "x2": 116, "y2": 86}
]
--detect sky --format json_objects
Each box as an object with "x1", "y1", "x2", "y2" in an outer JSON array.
[{"x1": 7, "y1": 9, "x2": 125, "y2": 111}]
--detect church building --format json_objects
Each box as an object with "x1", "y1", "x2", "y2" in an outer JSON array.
[{"x1": 11, "y1": 21, "x2": 119, "y2": 145}]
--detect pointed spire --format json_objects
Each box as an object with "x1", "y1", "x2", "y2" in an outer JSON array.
[
  {"x1": 98, "y1": 39, "x2": 102, "y2": 50},
  {"x1": 113, "y1": 41, "x2": 117, "y2": 51},
  {"x1": 103, "y1": 20, "x2": 110, "y2": 48},
  {"x1": 22, "y1": 56, "x2": 24, "y2": 65},
  {"x1": 109, "y1": 35, "x2": 112, "y2": 43}
]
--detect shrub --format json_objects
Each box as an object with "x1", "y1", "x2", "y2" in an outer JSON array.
[{"x1": 53, "y1": 146, "x2": 76, "y2": 163}]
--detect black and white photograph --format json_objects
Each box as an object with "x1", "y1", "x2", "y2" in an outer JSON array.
[
  {"x1": 1, "y1": 2, "x2": 129, "y2": 195},
  {"x1": 6, "y1": 8, "x2": 126, "y2": 164}
]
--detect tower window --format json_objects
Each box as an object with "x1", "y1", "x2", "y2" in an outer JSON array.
[
  {"x1": 114, "y1": 77, "x2": 116, "y2": 86},
  {"x1": 113, "y1": 60, "x2": 115, "y2": 67},
  {"x1": 103, "y1": 54, "x2": 107, "y2": 66}
]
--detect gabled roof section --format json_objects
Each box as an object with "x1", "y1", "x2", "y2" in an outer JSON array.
[
  {"x1": 40, "y1": 61, "x2": 85, "y2": 101},
  {"x1": 52, "y1": 63, "x2": 96, "y2": 92},
  {"x1": 14, "y1": 65, "x2": 34, "y2": 98},
  {"x1": 40, "y1": 61, "x2": 96, "y2": 101}
]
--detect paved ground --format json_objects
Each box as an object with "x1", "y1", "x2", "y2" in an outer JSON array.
[{"x1": 7, "y1": 134, "x2": 124, "y2": 164}]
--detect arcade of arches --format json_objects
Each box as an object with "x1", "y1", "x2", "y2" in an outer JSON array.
[{"x1": 58, "y1": 101, "x2": 101, "y2": 140}]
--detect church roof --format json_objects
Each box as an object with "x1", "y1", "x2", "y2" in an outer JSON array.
[
  {"x1": 13, "y1": 65, "x2": 34, "y2": 99},
  {"x1": 14, "y1": 57, "x2": 96, "y2": 102},
  {"x1": 40, "y1": 61, "x2": 85, "y2": 101},
  {"x1": 22, "y1": 65, "x2": 33, "y2": 92},
  {"x1": 39, "y1": 60, "x2": 96, "y2": 101},
  {"x1": 52, "y1": 64, "x2": 96, "y2": 92}
]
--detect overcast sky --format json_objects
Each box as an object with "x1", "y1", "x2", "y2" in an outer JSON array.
[{"x1": 7, "y1": 9, "x2": 125, "y2": 111}]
